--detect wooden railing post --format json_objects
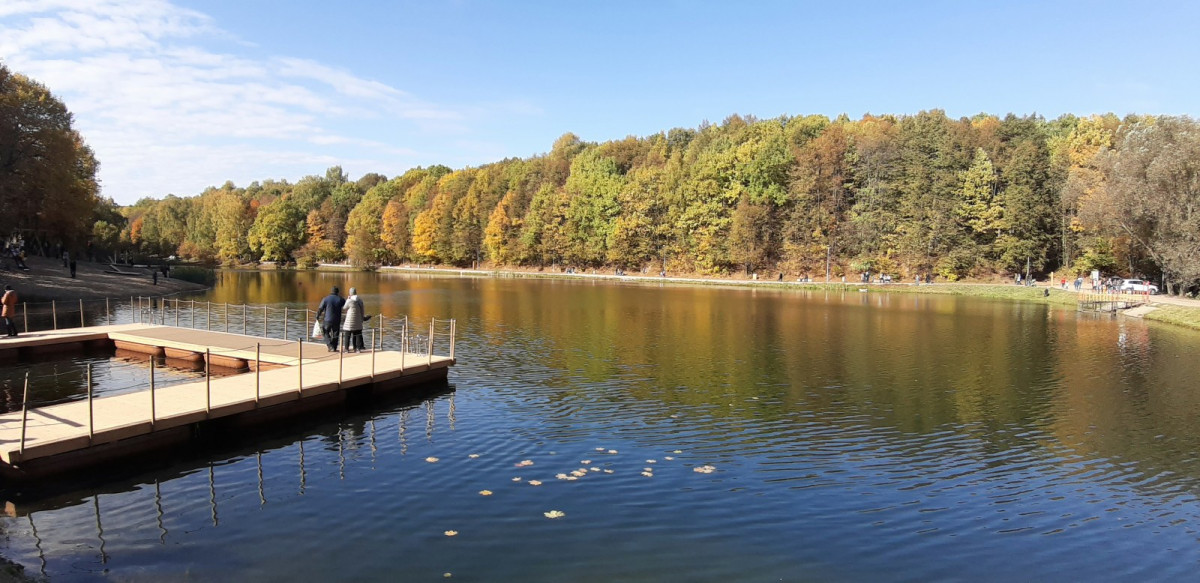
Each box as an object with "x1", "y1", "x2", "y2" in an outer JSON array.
[
  {"x1": 206, "y1": 301, "x2": 211, "y2": 331},
  {"x1": 371, "y1": 329, "x2": 376, "y2": 378},
  {"x1": 22, "y1": 302, "x2": 27, "y2": 333},
  {"x1": 106, "y1": 297, "x2": 110, "y2": 325},
  {"x1": 80, "y1": 298, "x2": 85, "y2": 328},
  {"x1": 243, "y1": 305, "x2": 248, "y2": 336},
  {"x1": 149, "y1": 356, "x2": 156, "y2": 428},
  {"x1": 297, "y1": 339, "x2": 303, "y2": 396},
  {"x1": 87, "y1": 363, "x2": 94, "y2": 443},
  {"x1": 255, "y1": 343, "x2": 261, "y2": 404},
  {"x1": 263, "y1": 306, "x2": 268, "y2": 338},
  {"x1": 205, "y1": 348, "x2": 211, "y2": 417},
  {"x1": 428, "y1": 319, "x2": 434, "y2": 366},
  {"x1": 450, "y1": 319, "x2": 456, "y2": 360},
  {"x1": 283, "y1": 307, "x2": 289, "y2": 340},
  {"x1": 52, "y1": 300, "x2": 57, "y2": 330},
  {"x1": 19, "y1": 371, "x2": 29, "y2": 457},
  {"x1": 175, "y1": 299, "x2": 180, "y2": 327},
  {"x1": 190, "y1": 300, "x2": 195, "y2": 329}
]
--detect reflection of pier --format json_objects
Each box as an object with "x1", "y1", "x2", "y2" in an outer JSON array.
[
  {"x1": 0, "y1": 318, "x2": 456, "y2": 480},
  {"x1": 3, "y1": 393, "x2": 451, "y2": 578}
]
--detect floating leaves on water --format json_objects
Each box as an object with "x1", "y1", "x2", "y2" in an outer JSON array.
[
  {"x1": 580, "y1": 460, "x2": 592, "y2": 465},
  {"x1": 673, "y1": 450, "x2": 682, "y2": 454},
  {"x1": 588, "y1": 467, "x2": 600, "y2": 472},
  {"x1": 515, "y1": 459, "x2": 534, "y2": 467},
  {"x1": 641, "y1": 471, "x2": 654, "y2": 477},
  {"x1": 570, "y1": 469, "x2": 587, "y2": 477},
  {"x1": 555, "y1": 473, "x2": 569, "y2": 480},
  {"x1": 444, "y1": 573, "x2": 452, "y2": 578},
  {"x1": 607, "y1": 449, "x2": 618, "y2": 454},
  {"x1": 444, "y1": 530, "x2": 458, "y2": 537},
  {"x1": 512, "y1": 477, "x2": 523, "y2": 482},
  {"x1": 603, "y1": 469, "x2": 614, "y2": 474},
  {"x1": 544, "y1": 510, "x2": 566, "y2": 519},
  {"x1": 664, "y1": 456, "x2": 675, "y2": 461},
  {"x1": 528, "y1": 480, "x2": 543, "y2": 486},
  {"x1": 643, "y1": 467, "x2": 653, "y2": 472},
  {"x1": 595, "y1": 447, "x2": 606, "y2": 452},
  {"x1": 479, "y1": 490, "x2": 493, "y2": 496},
  {"x1": 646, "y1": 459, "x2": 657, "y2": 464},
  {"x1": 425, "y1": 457, "x2": 439, "y2": 463},
  {"x1": 468, "y1": 454, "x2": 480, "y2": 459},
  {"x1": 693, "y1": 465, "x2": 716, "y2": 474},
  {"x1": 565, "y1": 476, "x2": 578, "y2": 481}
]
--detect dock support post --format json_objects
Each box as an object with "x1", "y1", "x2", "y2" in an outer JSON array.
[
  {"x1": 255, "y1": 343, "x2": 261, "y2": 404},
  {"x1": 284, "y1": 307, "x2": 289, "y2": 340},
  {"x1": 297, "y1": 339, "x2": 303, "y2": 396},
  {"x1": 80, "y1": 298, "x2": 85, "y2": 328},
  {"x1": 87, "y1": 363, "x2": 94, "y2": 443},
  {"x1": 428, "y1": 319, "x2": 435, "y2": 366},
  {"x1": 52, "y1": 300, "x2": 57, "y2": 330},
  {"x1": 149, "y1": 356, "x2": 156, "y2": 428},
  {"x1": 19, "y1": 372, "x2": 29, "y2": 457},
  {"x1": 450, "y1": 319, "x2": 456, "y2": 360},
  {"x1": 205, "y1": 348, "x2": 211, "y2": 417}
]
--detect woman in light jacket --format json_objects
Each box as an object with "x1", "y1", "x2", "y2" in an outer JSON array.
[{"x1": 340, "y1": 287, "x2": 366, "y2": 352}]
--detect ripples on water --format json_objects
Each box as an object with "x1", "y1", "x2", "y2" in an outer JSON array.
[{"x1": 2, "y1": 276, "x2": 1200, "y2": 581}]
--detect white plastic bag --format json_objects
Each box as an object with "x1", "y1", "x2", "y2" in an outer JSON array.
[{"x1": 311, "y1": 320, "x2": 323, "y2": 340}]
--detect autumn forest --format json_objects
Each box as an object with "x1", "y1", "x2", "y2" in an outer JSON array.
[{"x1": 4, "y1": 64, "x2": 1199, "y2": 294}]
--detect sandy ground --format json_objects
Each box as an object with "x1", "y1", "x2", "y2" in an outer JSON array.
[{"x1": 1, "y1": 254, "x2": 207, "y2": 302}]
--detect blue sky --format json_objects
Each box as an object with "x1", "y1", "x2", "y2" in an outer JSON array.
[{"x1": 2, "y1": 0, "x2": 1197, "y2": 205}]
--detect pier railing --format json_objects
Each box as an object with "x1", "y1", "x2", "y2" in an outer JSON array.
[{"x1": 8, "y1": 296, "x2": 455, "y2": 360}]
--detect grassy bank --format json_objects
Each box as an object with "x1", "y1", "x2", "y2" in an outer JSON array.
[{"x1": 1144, "y1": 305, "x2": 1200, "y2": 331}]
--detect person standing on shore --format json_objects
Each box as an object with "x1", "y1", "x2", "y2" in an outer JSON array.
[
  {"x1": 316, "y1": 286, "x2": 345, "y2": 352},
  {"x1": 2, "y1": 285, "x2": 17, "y2": 337},
  {"x1": 340, "y1": 287, "x2": 366, "y2": 352}
]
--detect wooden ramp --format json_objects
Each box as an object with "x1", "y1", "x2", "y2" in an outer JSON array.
[{"x1": 0, "y1": 324, "x2": 455, "y2": 479}]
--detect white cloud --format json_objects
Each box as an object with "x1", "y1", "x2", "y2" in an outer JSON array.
[{"x1": 0, "y1": 0, "x2": 471, "y2": 203}]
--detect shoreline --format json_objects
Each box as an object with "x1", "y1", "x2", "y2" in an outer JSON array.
[
  {"x1": 366, "y1": 264, "x2": 1200, "y2": 332},
  {"x1": 1, "y1": 255, "x2": 208, "y2": 303}
]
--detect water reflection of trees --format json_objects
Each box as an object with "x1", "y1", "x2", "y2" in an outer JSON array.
[{"x1": 0, "y1": 388, "x2": 453, "y2": 578}]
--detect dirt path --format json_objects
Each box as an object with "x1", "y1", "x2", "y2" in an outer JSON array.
[{"x1": 1, "y1": 255, "x2": 207, "y2": 302}]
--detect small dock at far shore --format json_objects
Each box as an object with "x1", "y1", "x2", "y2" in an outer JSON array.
[
  {"x1": 1077, "y1": 291, "x2": 1151, "y2": 313},
  {"x1": 0, "y1": 298, "x2": 456, "y2": 481}
]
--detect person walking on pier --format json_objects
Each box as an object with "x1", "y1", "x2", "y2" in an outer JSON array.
[
  {"x1": 316, "y1": 286, "x2": 345, "y2": 352},
  {"x1": 341, "y1": 287, "x2": 366, "y2": 352},
  {"x1": 2, "y1": 285, "x2": 17, "y2": 337}
]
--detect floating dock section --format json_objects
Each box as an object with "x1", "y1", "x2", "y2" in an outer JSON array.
[{"x1": 0, "y1": 323, "x2": 455, "y2": 480}]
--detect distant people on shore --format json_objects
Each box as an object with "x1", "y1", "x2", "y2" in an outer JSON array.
[{"x1": 2, "y1": 285, "x2": 17, "y2": 337}]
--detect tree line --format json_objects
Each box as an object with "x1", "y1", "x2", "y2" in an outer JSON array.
[
  {"x1": 4, "y1": 65, "x2": 1197, "y2": 294},
  {"x1": 1, "y1": 64, "x2": 112, "y2": 254}
]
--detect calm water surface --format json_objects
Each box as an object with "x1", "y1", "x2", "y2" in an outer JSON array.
[{"x1": 2, "y1": 271, "x2": 1199, "y2": 581}]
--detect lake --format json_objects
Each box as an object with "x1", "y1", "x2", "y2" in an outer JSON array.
[{"x1": 2, "y1": 271, "x2": 1199, "y2": 581}]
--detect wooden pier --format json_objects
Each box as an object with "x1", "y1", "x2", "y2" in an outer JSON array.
[
  {"x1": 1077, "y1": 291, "x2": 1151, "y2": 313},
  {"x1": 0, "y1": 322, "x2": 455, "y2": 480}
]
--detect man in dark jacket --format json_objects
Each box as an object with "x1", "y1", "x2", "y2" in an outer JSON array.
[{"x1": 315, "y1": 286, "x2": 345, "y2": 352}]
